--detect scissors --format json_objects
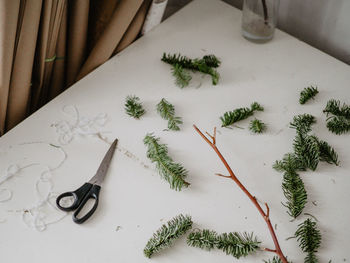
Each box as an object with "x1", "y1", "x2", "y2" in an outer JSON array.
[{"x1": 56, "y1": 138, "x2": 118, "y2": 224}]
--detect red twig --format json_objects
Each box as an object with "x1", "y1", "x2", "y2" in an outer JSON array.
[{"x1": 193, "y1": 125, "x2": 288, "y2": 263}]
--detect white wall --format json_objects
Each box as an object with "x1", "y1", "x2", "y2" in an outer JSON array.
[{"x1": 164, "y1": 0, "x2": 350, "y2": 65}]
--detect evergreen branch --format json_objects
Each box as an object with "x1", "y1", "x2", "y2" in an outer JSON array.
[
  {"x1": 161, "y1": 53, "x2": 221, "y2": 86},
  {"x1": 273, "y1": 154, "x2": 307, "y2": 218},
  {"x1": 157, "y1": 98, "x2": 183, "y2": 131},
  {"x1": 295, "y1": 218, "x2": 321, "y2": 263},
  {"x1": 299, "y1": 86, "x2": 319, "y2": 105},
  {"x1": 220, "y1": 102, "x2": 264, "y2": 128},
  {"x1": 323, "y1": 99, "x2": 350, "y2": 119},
  {"x1": 144, "y1": 134, "x2": 189, "y2": 190},
  {"x1": 290, "y1": 114, "x2": 316, "y2": 134},
  {"x1": 124, "y1": 95, "x2": 145, "y2": 119},
  {"x1": 293, "y1": 134, "x2": 320, "y2": 171},
  {"x1": 249, "y1": 118, "x2": 266, "y2": 133},
  {"x1": 318, "y1": 140, "x2": 339, "y2": 165},
  {"x1": 144, "y1": 214, "x2": 193, "y2": 258},
  {"x1": 281, "y1": 171, "x2": 307, "y2": 218},
  {"x1": 171, "y1": 64, "x2": 192, "y2": 88},
  {"x1": 326, "y1": 116, "x2": 350, "y2": 135},
  {"x1": 264, "y1": 256, "x2": 283, "y2": 263},
  {"x1": 187, "y1": 229, "x2": 260, "y2": 259},
  {"x1": 273, "y1": 153, "x2": 305, "y2": 173}
]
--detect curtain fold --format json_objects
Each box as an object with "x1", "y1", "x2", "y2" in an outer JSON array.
[{"x1": 0, "y1": 0, "x2": 151, "y2": 134}]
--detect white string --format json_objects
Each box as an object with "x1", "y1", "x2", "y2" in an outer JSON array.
[
  {"x1": 52, "y1": 105, "x2": 108, "y2": 145},
  {"x1": 0, "y1": 142, "x2": 68, "y2": 231}
]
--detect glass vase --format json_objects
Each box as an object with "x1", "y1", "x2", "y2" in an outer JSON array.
[{"x1": 241, "y1": 0, "x2": 279, "y2": 43}]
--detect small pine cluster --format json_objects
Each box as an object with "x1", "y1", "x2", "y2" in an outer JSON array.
[
  {"x1": 220, "y1": 102, "x2": 264, "y2": 128},
  {"x1": 274, "y1": 114, "x2": 339, "y2": 218},
  {"x1": 144, "y1": 214, "x2": 193, "y2": 258},
  {"x1": 124, "y1": 95, "x2": 145, "y2": 119},
  {"x1": 295, "y1": 218, "x2": 321, "y2": 263},
  {"x1": 187, "y1": 229, "x2": 260, "y2": 259},
  {"x1": 264, "y1": 256, "x2": 283, "y2": 263},
  {"x1": 157, "y1": 98, "x2": 183, "y2": 131},
  {"x1": 323, "y1": 99, "x2": 350, "y2": 135},
  {"x1": 249, "y1": 118, "x2": 266, "y2": 133},
  {"x1": 299, "y1": 86, "x2": 319, "y2": 104},
  {"x1": 144, "y1": 134, "x2": 189, "y2": 191},
  {"x1": 162, "y1": 53, "x2": 221, "y2": 88}
]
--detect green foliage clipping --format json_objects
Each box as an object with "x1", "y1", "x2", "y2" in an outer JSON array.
[
  {"x1": 249, "y1": 118, "x2": 266, "y2": 133},
  {"x1": 273, "y1": 114, "x2": 339, "y2": 218},
  {"x1": 187, "y1": 229, "x2": 260, "y2": 259},
  {"x1": 264, "y1": 256, "x2": 284, "y2": 263},
  {"x1": 157, "y1": 98, "x2": 183, "y2": 131},
  {"x1": 144, "y1": 134, "x2": 189, "y2": 191},
  {"x1": 295, "y1": 218, "x2": 321, "y2": 263},
  {"x1": 124, "y1": 95, "x2": 145, "y2": 119},
  {"x1": 299, "y1": 86, "x2": 319, "y2": 104},
  {"x1": 323, "y1": 99, "x2": 350, "y2": 135},
  {"x1": 144, "y1": 214, "x2": 193, "y2": 258},
  {"x1": 162, "y1": 53, "x2": 221, "y2": 88},
  {"x1": 220, "y1": 102, "x2": 264, "y2": 128}
]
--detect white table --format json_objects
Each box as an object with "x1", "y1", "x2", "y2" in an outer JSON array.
[{"x1": 1, "y1": 0, "x2": 349, "y2": 262}]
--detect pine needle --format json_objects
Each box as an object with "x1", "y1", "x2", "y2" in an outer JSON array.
[
  {"x1": 187, "y1": 229, "x2": 260, "y2": 259},
  {"x1": 171, "y1": 64, "x2": 191, "y2": 88},
  {"x1": 249, "y1": 118, "x2": 266, "y2": 133},
  {"x1": 323, "y1": 99, "x2": 350, "y2": 135},
  {"x1": 144, "y1": 214, "x2": 193, "y2": 258},
  {"x1": 299, "y1": 86, "x2": 319, "y2": 104},
  {"x1": 295, "y1": 218, "x2": 321, "y2": 263},
  {"x1": 157, "y1": 98, "x2": 183, "y2": 131},
  {"x1": 220, "y1": 102, "x2": 264, "y2": 128},
  {"x1": 162, "y1": 53, "x2": 221, "y2": 87},
  {"x1": 124, "y1": 95, "x2": 145, "y2": 119},
  {"x1": 144, "y1": 134, "x2": 189, "y2": 191}
]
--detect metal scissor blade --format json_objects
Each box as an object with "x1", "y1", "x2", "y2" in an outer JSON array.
[{"x1": 88, "y1": 138, "x2": 118, "y2": 185}]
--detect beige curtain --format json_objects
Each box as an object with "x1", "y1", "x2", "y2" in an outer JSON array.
[{"x1": 0, "y1": 0, "x2": 151, "y2": 134}]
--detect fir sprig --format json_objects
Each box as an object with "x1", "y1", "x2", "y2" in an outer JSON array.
[
  {"x1": 273, "y1": 154, "x2": 307, "y2": 218},
  {"x1": 323, "y1": 99, "x2": 350, "y2": 118},
  {"x1": 295, "y1": 218, "x2": 321, "y2": 263},
  {"x1": 299, "y1": 86, "x2": 319, "y2": 104},
  {"x1": 161, "y1": 53, "x2": 221, "y2": 87},
  {"x1": 323, "y1": 99, "x2": 350, "y2": 134},
  {"x1": 187, "y1": 229, "x2": 260, "y2": 259},
  {"x1": 220, "y1": 102, "x2": 264, "y2": 128},
  {"x1": 124, "y1": 95, "x2": 145, "y2": 119},
  {"x1": 326, "y1": 116, "x2": 350, "y2": 135},
  {"x1": 171, "y1": 64, "x2": 192, "y2": 88},
  {"x1": 274, "y1": 114, "x2": 339, "y2": 218},
  {"x1": 144, "y1": 214, "x2": 193, "y2": 258},
  {"x1": 157, "y1": 98, "x2": 183, "y2": 131},
  {"x1": 249, "y1": 118, "x2": 266, "y2": 133},
  {"x1": 264, "y1": 256, "x2": 283, "y2": 263},
  {"x1": 144, "y1": 134, "x2": 189, "y2": 190}
]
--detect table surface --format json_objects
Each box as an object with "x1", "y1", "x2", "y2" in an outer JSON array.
[{"x1": 1, "y1": 0, "x2": 349, "y2": 262}]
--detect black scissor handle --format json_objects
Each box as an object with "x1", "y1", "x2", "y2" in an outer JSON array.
[
  {"x1": 73, "y1": 184, "x2": 101, "y2": 224},
  {"x1": 56, "y1": 183, "x2": 93, "y2": 211}
]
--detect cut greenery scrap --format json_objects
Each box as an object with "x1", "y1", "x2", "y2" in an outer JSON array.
[
  {"x1": 157, "y1": 98, "x2": 183, "y2": 131},
  {"x1": 124, "y1": 95, "x2": 145, "y2": 119},
  {"x1": 273, "y1": 114, "x2": 339, "y2": 218},
  {"x1": 249, "y1": 118, "x2": 266, "y2": 133},
  {"x1": 187, "y1": 229, "x2": 260, "y2": 259},
  {"x1": 323, "y1": 99, "x2": 350, "y2": 135},
  {"x1": 299, "y1": 86, "x2": 319, "y2": 104},
  {"x1": 220, "y1": 102, "x2": 264, "y2": 128},
  {"x1": 144, "y1": 214, "x2": 193, "y2": 258},
  {"x1": 162, "y1": 53, "x2": 221, "y2": 88},
  {"x1": 295, "y1": 218, "x2": 321, "y2": 263},
  {"x1": 144, "y1": 134, "x2": 189, "y2": 191}
]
